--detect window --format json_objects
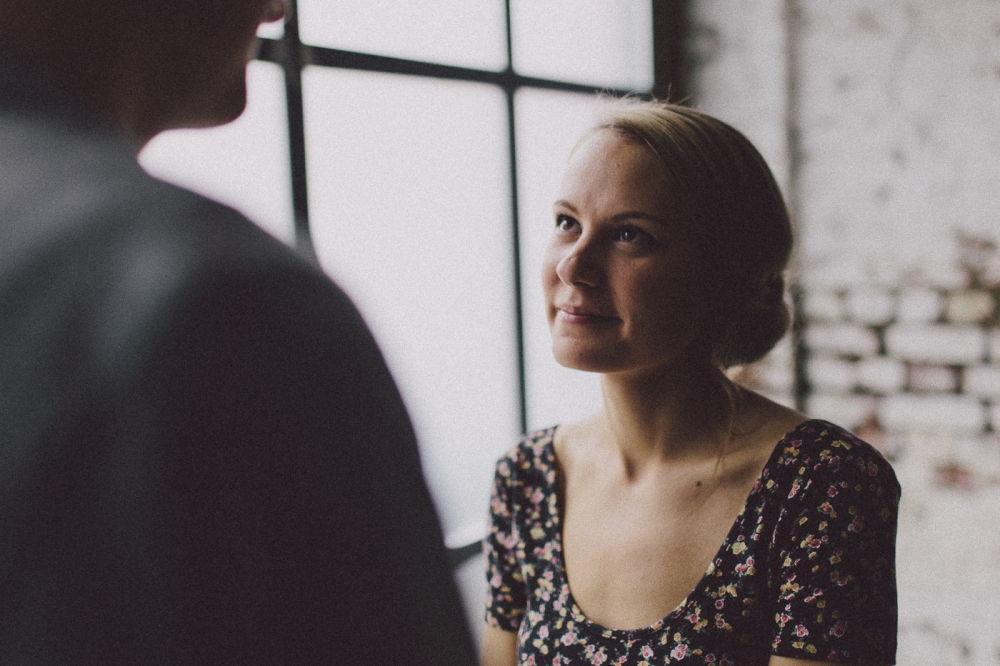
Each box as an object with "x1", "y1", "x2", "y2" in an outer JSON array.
[{"x1": 140, "y1": 0, "x2": 680, "y2": 554}]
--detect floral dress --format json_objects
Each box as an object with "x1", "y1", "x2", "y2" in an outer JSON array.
[{"x1": 485, "y1": 420, "x2": 900, "y2": 665}]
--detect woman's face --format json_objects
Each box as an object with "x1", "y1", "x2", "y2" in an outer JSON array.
[{"x1": 542, "y1": 129, "x2": 706, "y2": 377}]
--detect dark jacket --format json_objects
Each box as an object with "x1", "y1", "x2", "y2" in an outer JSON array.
[{"x1": 0, "y1": 45, "x2": 475, "y2": 665}]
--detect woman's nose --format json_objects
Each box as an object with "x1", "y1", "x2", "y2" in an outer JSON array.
[{"x1": 556, "y1": 241, "x2": 601, "y2": 288}]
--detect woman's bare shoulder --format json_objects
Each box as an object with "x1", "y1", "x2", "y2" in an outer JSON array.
[
  {"x1": 552, "y1": 413, "x2": 606, "y2": 467},
  {"x1": 733, "y1": 387, "x2": 810, "y2": 457}
]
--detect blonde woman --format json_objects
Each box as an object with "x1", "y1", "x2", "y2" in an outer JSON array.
[{"x1": 482, "y1": 102, "x2": 899, "y2": 666}]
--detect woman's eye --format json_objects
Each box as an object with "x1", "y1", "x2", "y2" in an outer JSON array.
[
  {"x1": 555, "y1": 214, "x2": 578, "y2": 232},
  {"x1": 617, "y1": 226, "x2": 652, "y2": 244}
]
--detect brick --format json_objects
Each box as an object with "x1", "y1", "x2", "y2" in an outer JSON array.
[
  {"x1": 805, "y1": 324, "x2": 879, "y2": 357},
  {"x1": 896, "y1": 287, "x2": 943, "y2": 324},
  {"x1": 856, "y1": 357, "x2": 906, "y2": 394},
  {"x1": 990, "y1": 403, "x2": 1000, "y2": 432},
  {"x1": 944, "y1": 290, "x2": 995, "y2": 325},
  {"x1": 879, "y1": 394, "x2": 985, "y2": 434},
  {"x1": 908, "y1": 364, "x2": 958, "y2": 393},
  {"x1": 845, "y1": 286, "x2": 894, "y2": 325},
  {"x1": 800, "y1": 262, "x2": 868, "y2": 291},
  {"x1": 988, "y1": 330, "x2": 1000, "y2": 363},
  {"x1": 884, "y1": 325, "x2": 985, "y2": 365},
  {"x1": 803, "y1": 291, "x2": 843, "y2": 322},
  {"x1": 948, "y1": 434, "x2": 1000, "y2": 480},
  {"x1": 983, "y1": 254, "x2": 1000, "y2": 289},
  {"x1": 806, "y1": 393, "x2": 874, "y2": 431},
  {"x1": 853, "y1": 412, "x2": 905, "y2": 459},
  {"x1": 964, "y1": 364, "x2": 1000, "y2": 397},
  {"x1": 916, "y1": 263, "x2": 969, "y2": 291},
  {"x1": 807, "y1": 356, "x2": 856, "y2": 392}
]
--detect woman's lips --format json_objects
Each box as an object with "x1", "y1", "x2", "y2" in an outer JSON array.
[{"x1": 555, "y1": 306, "x2": 620, "y2": 325}]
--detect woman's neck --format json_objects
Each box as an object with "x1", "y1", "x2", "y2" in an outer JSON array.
[{"x1": 597, "y1": 359, "x2": 735, "y2": 475}]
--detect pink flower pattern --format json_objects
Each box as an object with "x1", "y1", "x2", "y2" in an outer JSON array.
[{"x1": 484, "y1": 421, "x2": 899, "y2": 665}]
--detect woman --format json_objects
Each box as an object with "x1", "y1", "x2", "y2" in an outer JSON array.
[{"x1": 482, "y1": 101, "x2": 899, "y2": 666}]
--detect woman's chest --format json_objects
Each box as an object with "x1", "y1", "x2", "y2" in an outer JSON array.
[
  {"x1": 558, "y1": 473, "x2": 760, "y2": 631},
  {"x1": 511, "y1": 485, "x2": 776, "y2": 666},
  {"x1": 515, "y1": 544, "x2": 773, "y2": 666}
]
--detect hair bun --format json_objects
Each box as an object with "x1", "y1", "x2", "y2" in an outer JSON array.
[
  {"x1": 595, "y1": 100, "x2": 794, "y2": 369},
  {"x1": 712, "y1": 273, "x2": 790, "y2": 368}
]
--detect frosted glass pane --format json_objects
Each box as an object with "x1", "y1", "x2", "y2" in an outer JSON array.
[
  {"x1": 256, "y1": 20, "x2": 284, "y2": 40},
  {"x1": 515, "y1": 89, "x2": 605, "y2": 431},
  {"x1": 511, "y1": 0, "x2": 654, "y2": 91},
  {"x1": 299, "y1": 0, "x2": 507, "y2": 71},
  {"x1": 303, "y1": 67, "x2": 519, "y2": 539},
  {"x1": 139, "y1": 61, "x2": 294, "y2": 244}
]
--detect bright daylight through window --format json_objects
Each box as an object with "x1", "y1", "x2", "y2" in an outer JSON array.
[{"x1": 139, "y1": 0, "x2": 655, "y2": 556}]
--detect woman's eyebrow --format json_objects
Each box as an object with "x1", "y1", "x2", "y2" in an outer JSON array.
[
  {"x1": 553, "y1": 201, "x2": 668, "y2": 227},
  {"x1": 609, "y1": 211, "x2": 670, "y2": 226}
]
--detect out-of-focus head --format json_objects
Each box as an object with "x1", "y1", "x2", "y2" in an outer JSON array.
[
  {"x1": 133, "y1": 0, "x2": 288, "y2": 134},
  {"x1": 0, "y1": 0, "x2": 287, "y2": 142},
  {"x1": 588, "y1": 100, "x2": 794, "y2": 369}
]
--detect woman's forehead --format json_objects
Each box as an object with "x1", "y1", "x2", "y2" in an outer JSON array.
[{"x1": 559, "y1": 129, "x2": 676, "y2": 207}]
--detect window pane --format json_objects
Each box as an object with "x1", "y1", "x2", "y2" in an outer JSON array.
[
  {"x1": 256, "y1": 20, "x2": 284, "y2": 40},
  {"x1": 298, "y1": 0, "x2": 507, "y2": 71},
  {"x1": 139, "y1": 61, "x2": 294, "y2": 244},
  {"x1": 303, "y1": 67, "x2": 519, "y2": 538},
  {"x1": 511, "y1": 0, "x2": 654, "y2": 90},
  {"x1": 515, "y1": 88, "x2": 605, "y2": 430}
]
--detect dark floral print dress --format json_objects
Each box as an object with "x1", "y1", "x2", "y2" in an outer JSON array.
[{"x1": 485, "y1": 420, "x2": 900, "y2": 665}]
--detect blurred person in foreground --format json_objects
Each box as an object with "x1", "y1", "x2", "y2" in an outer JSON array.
[
  {"x1": 0, "y1": 0, "x2": 475, "y2": 663},
  {"x1": 482, "y1": 101, "x2": 900, "y2": 666}
]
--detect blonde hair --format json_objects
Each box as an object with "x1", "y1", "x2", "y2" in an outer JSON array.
[{"x1": 589, "y1": 99, "x2": 793, "y2": 368}]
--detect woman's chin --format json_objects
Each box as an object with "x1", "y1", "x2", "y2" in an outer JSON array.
[{"x1": 551, "y1": 344, "x2": 623, "y2": 374}]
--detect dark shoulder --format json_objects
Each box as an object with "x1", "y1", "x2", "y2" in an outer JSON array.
[
  {"x1": 132, "y1": 176, "x2": 308, "y2": 279},
  {"x1": 1, "y1": 110, "x2": 309, "y2": 281},
  {"x1": 0, "y1": 118, "x2": 370, "y2": 391},
  {"x1": 766, "y1": 419, "x2": 900, "y2": 502}
]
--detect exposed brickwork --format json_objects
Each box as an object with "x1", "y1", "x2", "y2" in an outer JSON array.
[{"x1": 691, "y1": 1, "x2": 1000, "y2": 661}]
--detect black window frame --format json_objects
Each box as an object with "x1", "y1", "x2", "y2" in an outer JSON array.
[{"x1": 256, "y1": 1, "x2": 689, "y2": 564}]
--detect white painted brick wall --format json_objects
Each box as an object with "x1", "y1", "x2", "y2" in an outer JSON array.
[
  {"x1": 805, "y1": 324, "x2": 879, "y2": 357},
  {"x1": 885, "y1": 325, "x2": 985, "y2": 365},
  {"x1": 989, "y1": 330, "x2": 1000, "y2": 363},
  {"x1": 794, "y1": 2, "x2": 1000, "y2": 294},
  {"x1": 690, "y1": 1, "x2": 1000, "y2": 661},
  {"x1": 963, "y1": 364, "x2": 1000, "y2": 397},
  {"x1": 990, "y1": 403, "x2": 1000, "y2": 431},
  {"x1": 807, "y1": 355, "x2": 856, "y2": 392},
  {"x1": 896, "y1": 287, "x2": 943, "y2": 323},
  {"x1": 802, "y1": 290, "x2": 844, "y2": 322},
  {"x1": 908, "y1": 364, "x2": 958, "y2": 393},
  {"x1": 880, "y1": 394, "x2": 984, "y2": 434},
  {"x1": 688, "y1": 0, "x2": 789, "y2": 191},
  {"x1": 806, "y1": 392, "x2": 874, "y2": 430},
  {"x1": 945, "y1": 290, "x2": 995, "y2": 324},
  {"x1": 856, "y1": 356, "x2": 906, "y2": 394},
  {"x1": 845, "y1": 285, "x2": 894, "y2": 325}
]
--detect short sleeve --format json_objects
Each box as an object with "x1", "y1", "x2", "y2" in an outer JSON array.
[
  {"x1": 484, "y1": 456, "x2": 527, "y2": 632},
  {"x1": 770, "y1": 438, "x2": 900, "y2": 663}
]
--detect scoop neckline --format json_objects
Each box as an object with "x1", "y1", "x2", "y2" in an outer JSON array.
[{"x1": 543, "y1": 418, "x2": 823, "y2": 640}]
